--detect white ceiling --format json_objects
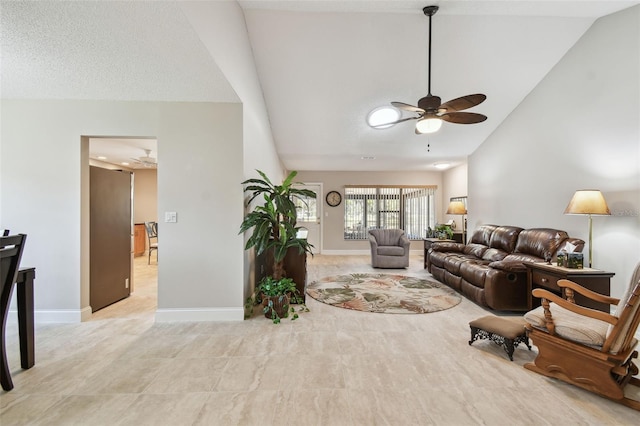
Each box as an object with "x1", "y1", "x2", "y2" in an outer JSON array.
[{"x1": 2, "y1": 1, "x2": 639, "y2": 171}]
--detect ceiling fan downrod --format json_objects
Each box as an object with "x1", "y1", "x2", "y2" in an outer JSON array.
[{"x1": 423, "y1": 5, "x2": 438, "y2": 96}]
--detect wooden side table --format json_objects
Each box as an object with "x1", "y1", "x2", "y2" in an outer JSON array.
[
  {"x1": 423, "y1": 238, "x2": 455, "y2": 269},
  {"x1": 524, "y1": 262, "x2": 614, "y2": 312}
]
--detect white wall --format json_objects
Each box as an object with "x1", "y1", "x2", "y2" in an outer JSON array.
[
  {"x1": 295, "y1": 170, "x2": 444, "y2": 252},
  {"x1": 179, "y1": 1, "x2": 285, "y2": 297},
  {"x1": 469, "y1": 6, "x2": 640, "y2": 298},
  {"x1": 1, "y1": 100, "x2": 245, "y2": 322},
  {"x1": 442, "y1": 164, "x2": 468, "y2": 233},
  {"x1": 133, "y1": 168, "x2": 158, "y2": 225}
]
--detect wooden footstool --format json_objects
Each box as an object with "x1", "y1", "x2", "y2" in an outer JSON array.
[{"x1": 468, "y1": 316, "x2": 531, "y2": 361}]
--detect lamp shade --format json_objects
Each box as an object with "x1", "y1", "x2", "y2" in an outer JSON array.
[
  {"x1": 446, "y1": 201, "x2": 467, "y2": 215},
  {"x1": 564, "y1": 190, "x2": 611, "y2": 215}
]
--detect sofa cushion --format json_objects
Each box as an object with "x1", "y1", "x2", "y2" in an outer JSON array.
[
  {"x1": 470, "y1": 224, "x2": 497, "y2": 246},
  {"x1": 514, "y1": 228, "x2": 569, "y2": 259},
  {"x1": 502, "y1": 253, "x2": 546, "y2": 263},
  {"x1": 481, "y1": 248, "x2": 509, "y2": 262},
  {"x1": 430, "y1": 242, "x2": 464, "y2": 252},
  {"x1": 489, "y1": 226, "x2": 523, "y2": 253},
  {"x1": 463, "y1": 243, "x2": 488, "y2": 258},
  {"x1": 460, "y1": 262, "x2": 491, "y2": 288}
]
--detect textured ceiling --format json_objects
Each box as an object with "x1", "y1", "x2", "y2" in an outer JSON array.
[
  {"x1": 1, "y1": 1, "x2": 238, "y2": 102},
  {"x1": 2, "y1": 1, "x2": 639, "y2": 171}
]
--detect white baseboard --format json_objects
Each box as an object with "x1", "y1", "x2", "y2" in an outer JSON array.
[
  {"x1": 25, "y1": 307, "x2": 92, "y2": 323},
  {"x1": 155, "y1": 307, "x2": 244, "y2": 322},
  {"x1": 321, "y1": 250, "x2": 370, "y2": 255}
]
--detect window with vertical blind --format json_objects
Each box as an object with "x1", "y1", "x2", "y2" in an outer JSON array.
[{"x1": 343, "y1": 186, "x2": 436, "y2": 240}]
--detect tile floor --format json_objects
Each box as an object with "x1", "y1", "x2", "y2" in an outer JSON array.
[{"x1": 1, "y1": 253, "x2": 638, "y2": 425}]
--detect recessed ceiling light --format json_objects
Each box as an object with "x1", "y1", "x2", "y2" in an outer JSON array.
[
  {"x1": 121, "y1": 162, "x2": 130, "y2": 166},
  {"x1": 361, "y1": 156, "x2": 376, "y2": 160},
  {"x1": 434, "y1": 163, "x2": 450, "y2": 169},
  {"x1": 367, "y1": 106, "x2": 401, "y2": 129},
  {"x1": 97, "y1": 156, "x2": 107, "y2": 160}
]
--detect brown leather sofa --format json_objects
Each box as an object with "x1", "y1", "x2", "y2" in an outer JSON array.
[{"x1": 427, "y1": 225, "x2": 585, "y2": 311}]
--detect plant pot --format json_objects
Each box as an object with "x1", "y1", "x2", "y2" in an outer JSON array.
[{"x1": 262, "y1": 294, "x2": 290, "y2": 319}]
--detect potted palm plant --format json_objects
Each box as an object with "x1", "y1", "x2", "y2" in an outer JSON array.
[{"x1": 240, "y1": 170, "x2": 315, "y2": 322}]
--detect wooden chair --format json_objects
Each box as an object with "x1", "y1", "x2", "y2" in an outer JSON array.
[
  {"x1": 524, "y1": 262, "x2": 640, "y2": 410},
  {"x1": 1, "y1": 233, "x2": 27, "y2": 391},
  {"x1": 144, "y1": 221, "x2": 158, "y2": 265}
]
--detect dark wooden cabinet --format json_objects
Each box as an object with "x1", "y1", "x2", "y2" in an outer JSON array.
[
  {"x1": 525, "y1": 262, "x2": 614, "y2": 312},
  {"x1": 256, "y1": 247, "x2": 307, "y2": 302}
]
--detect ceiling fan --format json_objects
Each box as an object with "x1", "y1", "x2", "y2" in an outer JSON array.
[
  {"x1": 374, "y1": 5, "x2": 487, "y2": 134},
  {"x1": 131, "y1": 149, "x2": 157, "y2": 168}
]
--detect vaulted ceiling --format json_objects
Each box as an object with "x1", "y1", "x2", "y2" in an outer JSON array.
[{"x1": 2, "y1": 1, "x2": 638, "y2": 171}]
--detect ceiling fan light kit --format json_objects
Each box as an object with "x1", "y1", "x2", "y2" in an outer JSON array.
[
  {"x1": 373, "y1": 5, "x2": 487, "y2": 133},
  {"x1": 415, "y1": 117, "x2": 442, "y2": 134}
]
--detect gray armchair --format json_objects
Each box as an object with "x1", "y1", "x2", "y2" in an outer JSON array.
[{"x1": 368, "y1": 229, "x2": 410, "y2": 268}]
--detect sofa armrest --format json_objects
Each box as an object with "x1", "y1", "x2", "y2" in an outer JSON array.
[
  {"x1": 488, "y1": 260, "x2": 527, "y2": 273},
  {"x1": 399, "y1": 234, "x2": 410, "y2": 249},
  {"x1": 429, "y1": 242, "x2": 465, "y2": 253},
  {"x1": 368, "y1": 234, "x2": 379, "y2": 249}
]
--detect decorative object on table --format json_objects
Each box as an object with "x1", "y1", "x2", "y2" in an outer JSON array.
[
  {"x1": 566, "y1": 252, "x2": 584, "y2": 269},
  {"x1": 240, "y1": 170, "x2": 315, "y2": 320},
  {"x1": 564, "y1": 189, "x2": 610, "y2": 268},
  {"x1": 371, "y1": 5, "x2": 487, "y2": 134},
  {"x1": 306, "y1": 273, "x2": 461, "y2": 314},
  {"x1": 434, "y1": 223, "x2": 454, "y2": 240},
  {"x1": 446, "y1": 199, "x2": 467, "y2": 243},
  {"x1": 468, "y1": 316, "x2": 531, "y2": 361},
  {"x1": 523, "y1": 262, "x2": 640, "y2": 411}
]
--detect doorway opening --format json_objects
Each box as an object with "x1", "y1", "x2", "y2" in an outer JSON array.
[{"x1": 83, "y1": 136, "x2": 158, "y2": 320}]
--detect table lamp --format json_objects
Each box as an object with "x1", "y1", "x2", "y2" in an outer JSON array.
[
  {"x1": 564, "y1": 189, "x2": 610, "y2": 268},
  {"x1": 446, "y1": 201, "x2": 467, "y2": 244}
]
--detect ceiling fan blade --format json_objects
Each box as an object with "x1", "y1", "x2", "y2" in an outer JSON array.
[
  {"x1": 371, "y1": 116, "x2": 420, "y2": 128},
  {"x1": 440, "y1": 112, "x2": 487, "y2": 124},
  {"x1": 439, "y1": 94, "x2": 486, "y2": 113},
  {"x1": 391, "y1": 102, "x2": 424, "y2": 113}
]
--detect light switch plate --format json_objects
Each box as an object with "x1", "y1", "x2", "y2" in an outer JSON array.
[{"x1": 165, "y1": 211, "x2": 177, "y2": 223}]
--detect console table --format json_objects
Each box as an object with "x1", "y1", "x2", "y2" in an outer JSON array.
[
  {"x1": 524, "y1": 262, "x2": 614, "y2": 312},
  {"x1": 423, "y1": 238, "x2": 455, "y2": 269},
  {"x1": 1, "y1": 267, "x2": 36, "y2": 391}
]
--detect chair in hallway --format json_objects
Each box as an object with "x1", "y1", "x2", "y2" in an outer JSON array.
[
  {"x1": 368, "y1": 229, "x2": 410, "y2": 268},
  {"x1": 144, "y1": 221, "x2": 158, "y2": 265},
  {"x1": 524, "y1": 262, "x2": 640, "y2": 410}
]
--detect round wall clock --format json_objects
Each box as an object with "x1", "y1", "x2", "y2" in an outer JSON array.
[{"x1": 325, "y1": 190, "x2": 342, "y2": 207}]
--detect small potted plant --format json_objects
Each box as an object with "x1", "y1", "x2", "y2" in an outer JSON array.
[
  {"x1": 435, "y1": 224, "x2": 454, "y2": 240},
  {"x1": 254, "y1": 276, "x2": 307, "y2": 324}
]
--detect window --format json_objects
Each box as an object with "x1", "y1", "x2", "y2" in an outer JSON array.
[{"x1": 344, "y1": 186, "x2": 436, "y2": 240}]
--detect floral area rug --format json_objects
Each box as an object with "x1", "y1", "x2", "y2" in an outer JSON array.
[{"x1": 306, "y1": 273, "x2": 461, "y2": 314}]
